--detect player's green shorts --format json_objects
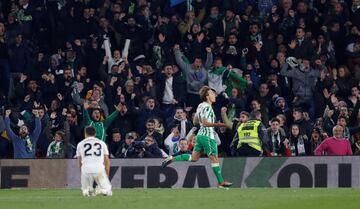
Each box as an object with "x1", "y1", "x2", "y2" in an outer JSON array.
[{"x1": 193, "y1": 135, "x2": 218, "y2": 156}]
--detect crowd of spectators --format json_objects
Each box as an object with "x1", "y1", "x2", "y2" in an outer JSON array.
[{"x1": 0, "y1": 0, "x2": 360, "y2": 159}]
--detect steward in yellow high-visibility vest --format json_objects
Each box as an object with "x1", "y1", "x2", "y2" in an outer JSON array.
[
  {"x1": 235, "y1": 110, "x2": 270, "y2": 156},
  {"x1": 237, "y1": 120, "x2": 262, "y2": 150}
]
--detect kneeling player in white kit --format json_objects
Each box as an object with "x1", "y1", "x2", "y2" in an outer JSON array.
[{"x1": 76, "y1": 126, "x2": 112, "y2": 196}]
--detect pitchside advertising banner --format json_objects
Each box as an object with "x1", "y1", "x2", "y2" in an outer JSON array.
[{"x1": 0, "y1": 157, "x2": 360, "y2": 188}]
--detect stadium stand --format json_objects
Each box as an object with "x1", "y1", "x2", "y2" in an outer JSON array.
[{"x1": 0, "y1": 0, "x2": 360, "y2": 159}]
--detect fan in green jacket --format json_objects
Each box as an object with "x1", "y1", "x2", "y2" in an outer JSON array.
[
  {"x1": 208, "y1": 57, "x2": 248, "y2": 121},
  {"x1": 208, "y1": 57, "x2": 248, "y2": 96},
  {"x1": 83, "y1": 101, "x2": 121, "y2": 142},
  {"x1": 21, "y1": 107, "x2": 50, "y2": 126}
]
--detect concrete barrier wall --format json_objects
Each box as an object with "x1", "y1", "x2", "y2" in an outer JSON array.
[{"x1": 1, "y1": 157, "x2": 359, "y2": 188}]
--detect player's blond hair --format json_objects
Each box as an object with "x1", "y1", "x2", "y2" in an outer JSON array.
[{"x1": 199, "y1": 86, "x2": 211, "y2": 102}]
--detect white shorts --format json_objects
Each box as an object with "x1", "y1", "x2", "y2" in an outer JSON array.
[{"x1": 81, "y1": 170, "x2": 112, "y2": 196}]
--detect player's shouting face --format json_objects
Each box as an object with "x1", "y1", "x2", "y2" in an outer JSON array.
[{"x1": 207, "y1": 90, "x2": 216, "y2": 103}]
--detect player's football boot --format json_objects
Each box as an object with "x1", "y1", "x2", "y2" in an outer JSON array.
[
  {"x1": 218, "y1": 181, "x2": 233, "y2": 188},
  {"x1": 161, "y1": 156, "x2": 173, "y2": 168}
]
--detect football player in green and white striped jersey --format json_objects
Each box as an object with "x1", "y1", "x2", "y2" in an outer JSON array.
[
  {"x1": 162, "y1": 86, "x2": 232, "y2": 188},
  {"x1": 196, "y1": 101, "x2": 216, "y2": 139}
]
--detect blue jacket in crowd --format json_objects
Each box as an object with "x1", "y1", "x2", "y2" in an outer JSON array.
[{"x1": 4, "y1": 117, "x2": 41, "y2": 158}]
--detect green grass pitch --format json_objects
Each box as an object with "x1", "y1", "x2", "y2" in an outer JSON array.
[{"x1": 0, "y1": 188, "x2": 359, "y2": 209}]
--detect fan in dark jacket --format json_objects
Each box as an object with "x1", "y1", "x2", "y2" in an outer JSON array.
[
  {"x1": 143, "y1": 135, "x2": 163, "y2": 158},
  {"x1": 133, "y1": 97, "x2": 164, "y2": 135},
  {"x1": 165, "y1": 107, "x2": 193, "y2": 138},
  {"x1": 266, "y1": 118, "x2": 291, "y2": 156},
  {"x1": 287, "y1": 27, "x2": 315, "y2": 61},
  {"x1": 156, "y1": 63, "x2": 186, "y2": 119}
]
